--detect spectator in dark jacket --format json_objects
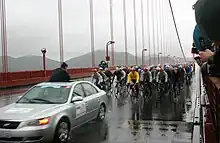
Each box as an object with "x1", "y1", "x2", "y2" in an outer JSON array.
[
  {"x1": 49, "y1": 62, "x2": 71, "y2": 82},
  {"x1": 194, "y1": 0, "x2": 220, "y2": 76}
]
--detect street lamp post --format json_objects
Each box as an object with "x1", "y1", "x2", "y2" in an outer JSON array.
[
  {"x1": 142, "y1": 49, "x2": 147, "y2": 66},
  {"x1": 167, "y1": 54, "x2": 170, "y2": 63},
  {"x1": 173, "y1": 56, "x2": 176, "y2": 64},
  {"x1": 41, "y1": 48, "x2": 47, "y2": 78},
  {"x1": 158, "y1": 52, "x2": 162, "y2": 64},
  {"x1": 106, "y1": 41, "x2": 115, "y2": 62}
]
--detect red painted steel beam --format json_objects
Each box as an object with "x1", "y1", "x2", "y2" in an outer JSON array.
[
  {"x1": 123, "y1": 0, "x2": 128, "y2": 66},
  {"x1": 109, "y1": 0, "x2": 115, "y2": 66},
  {"x1": 89, "y1": 0, "x2": 95, "y2": 67},
  {"x1": 133, "y1": 0, "x2": 138, "y2": 65},
  {"x1": 58, "y1": 0, "x2": 64, "y2": 63},
  {"x1": 1, "y1": 0, "x2": 8, "y2": 76}
]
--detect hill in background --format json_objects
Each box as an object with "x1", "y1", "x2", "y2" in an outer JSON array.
[{"x1": 0, "y1": 50, "x2": 193, "y2": 72}]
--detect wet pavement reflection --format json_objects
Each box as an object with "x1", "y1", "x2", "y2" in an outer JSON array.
[{"x1": 0, "y1": 76, "x2": 196, "y2": 143}]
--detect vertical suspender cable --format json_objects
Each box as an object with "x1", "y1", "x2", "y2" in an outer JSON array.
[
  {"x1": 133, "y1": 0, "x2": 138, "y2": 65},
  {"x1": 89, "y1": 0, "x2": 95, "y2": 67},
  {"x1": 140, "y1": 0, "x2": 145, "y2": 65},
  {"x1": 168, "y1": 0, "x2": 186, "y2": 61},
  {"x1": 160, "y1": 0, "x2": 164, "y2": 62},
  {"x1": 3, "y1": 0, "x2": 7, "y2": 73},
  {"x1": 0, "y1": 0, "x2": 5, "y2": 73},
  {"x1": 0, "y1": 0, "x2": 8, "y2": 74},
  {"x1": 161, "y1": 0, "x2": 165, "y2": 63},
  {"x1": 151, "y1": 0, "x2": 156, "y2": 65},
  {"x1": 158, "y1": 0, "x2": 161, "y2": 63},
  {"x1": 123, "y1": 0, "x2": 128, "y2": 65},
  {"x1": 109, "y1": 0, "x2": 115, "y2": 66},
  {"x1": 147, "y1": 0, "x2": 151, "y2": 65},
  {"x1": 58, "y1": 0, "x2": 64, "y2": 63},
  {"x1": 164, "y1": 0, "x2": 168, "y2": 62},
  {"x1": 169, "y1": 15, "x2": 172, "y2": 61},
  {"x1": 156, "y1": 0, "x2": 160, "y2": 64}
]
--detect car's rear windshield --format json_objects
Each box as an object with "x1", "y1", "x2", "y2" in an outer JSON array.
[{"x1": 17, "y1": 85, "x2": 71, "y2": 104}]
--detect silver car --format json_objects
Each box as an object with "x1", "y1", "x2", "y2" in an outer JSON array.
[{"x1": 0, "y1": 81, "x2": 108, "y2": 143}]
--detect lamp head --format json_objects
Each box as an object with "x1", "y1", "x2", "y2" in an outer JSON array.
[
  {"x1": 109, "y1": 41, "x2": 115, "y2": 44},
  {"x1": 41, "y1": 48, "x2": 47, "y2": 54}
]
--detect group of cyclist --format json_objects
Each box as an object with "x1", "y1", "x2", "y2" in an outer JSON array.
[
  {"x1": 91, "y1": 61, "x2": 195, "y2": 99},
  {"x1": 49, "y1": 60, "x2": 194, "y2": 99}
]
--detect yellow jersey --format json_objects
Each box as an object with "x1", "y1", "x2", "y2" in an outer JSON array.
[{"x1": 127, "y1": 71, "x2": 139, "y2": 84}]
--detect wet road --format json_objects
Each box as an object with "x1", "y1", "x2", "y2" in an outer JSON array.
[{"x1": 0, "y1": 76, "x2": 195, "y2": 143}]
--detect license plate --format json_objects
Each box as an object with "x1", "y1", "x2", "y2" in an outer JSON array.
[{"x1": 0, "y1": 131, "x2": 12, "y2": 138}]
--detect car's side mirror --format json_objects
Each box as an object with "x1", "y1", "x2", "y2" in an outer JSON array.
[{"x1": 71, "y1": 96, "x2": 83, "y2": 103}]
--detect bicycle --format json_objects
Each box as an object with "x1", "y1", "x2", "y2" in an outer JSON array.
[
  {"x1": 129, "y1": 84, "x2": 139, "y2": 104},
  {"x1": 99, "y1": 79, "x2": 112, "y2": 96},
  {"x1": 157, "y1": 81, "x2": 165, "y2": 93},
  {"x1": 141, "y1": 82, "x2": 151, "y2": 100},
  {"x1": 185, "y1": 73, "x2": 191, "y2": 86},
  {"x1": 114, "y1": 80, "x2": 126, "y2": 99}
]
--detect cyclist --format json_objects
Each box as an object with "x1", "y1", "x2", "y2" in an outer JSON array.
[
  {"x1": 156, "y1": 67, "x2": 168, "y2": 92},
  {"x1": 98, "y1": 67, "x2": 109, "y2": 90},
  {"x1": 91, "y1": 69, "x2": 102, "y2": 89},
  {"x1": 99, "y1": 60, "x2": 108, "y2": 69},
  {"x1": 185, "y1": 64, "x2": 192, "y2": 78},
  {"x1": 179, "y1": 65, "x2": 185, "y2": 88},
  {"x1": 164, "y1": 65, "x2": 172, "y2": 90},
  {"x1": 172, "y1": 67, "x2": 181, "y2": 95},
  {"x1": 49, "y1": 62, "x2": 71, "y2": 82},
  {"x1": 104, "y1": 67, "x2": 114, "y2": 87},
  {"x1": 127, "y1": 67, "x2": 140, "y2": 97},
  {"x1": 113, "y1": 67, "x2": 126, "y2": 86},
  {"x1": 150, "y1": 66, "x2": 157, "y2": 87},
  {"x1": 141, "y1": 67, "x2": 152, "y2": 96}
]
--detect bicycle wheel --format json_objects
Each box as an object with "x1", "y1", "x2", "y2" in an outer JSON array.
[
  {"x1": 143, "y1": 85, "x2": 150, "y2": 100},
  {"x1": 115, "y1": 83, "x2": 121, "y2": 99}
]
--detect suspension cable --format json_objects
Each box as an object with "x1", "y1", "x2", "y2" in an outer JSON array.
[
  {"x1": 147, "y1": 0, "x2": 151, "y2": 65},
  {"x1": 168, "y1": 0, "x2": 186, "y2": 61},
  {"x1": 151, "y1": 0, "x2": 156, "y2": 65},
  {"x1": 156, "y1": 0, "x2": 160, "y2": 64}
]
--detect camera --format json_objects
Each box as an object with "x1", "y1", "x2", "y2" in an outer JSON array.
[
  {"x1": 191, "y1": 48, "x2": 199, "y2": 54},
  {"x1": 191, "y1": 43, "x2": 199, "y2": 54}
]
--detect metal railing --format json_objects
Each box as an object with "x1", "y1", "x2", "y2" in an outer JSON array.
[
  {"x1": 192, "y1": 65, "x2": 202, "y2": 143},
  {"x1": 0, "y1": 67, "x2": 115, "y2": 88}
]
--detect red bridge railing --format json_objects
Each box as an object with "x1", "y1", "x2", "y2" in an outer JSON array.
[
  {"x1": 0, "y1": 67, "x2": 115, "y2": 88},
  {"x1": 202, "y1": 76, "x2": 220, "y2": 143}
]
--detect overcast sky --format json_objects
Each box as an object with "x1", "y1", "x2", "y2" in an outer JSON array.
[{"x1": 1, "y1": 0, "x2": 197, "y2": 61}]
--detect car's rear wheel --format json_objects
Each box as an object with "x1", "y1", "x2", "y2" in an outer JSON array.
[
  {"x1": 53, "y1": 119, "x2": 70, "y2": 143},
  {"x1": 97, "y1": 104, "x2": 106, "y2": 121}
]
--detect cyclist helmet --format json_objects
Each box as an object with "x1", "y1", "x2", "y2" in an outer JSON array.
[
  {"x1": 120, "y1": 66, "x2": 124, "y2": 70},
  {"x1": 156, "y1": 67, "x2": 161, "y2": 71},
  {"x1": 131, "y1": 67, "x2": 136, "y2": 71},
  {"x1": 143, "y1": 68, "x2": 149, "y2": 72},
  {"x1": 137, "y1": 68, "x2": 141, "y2": 72},
  {"x1": 93, "y1": 69, "x2": 98, "y2": 72},
  {"x1": 115, "y1": 67, "x2": 120, "y2": 71},
  {"x1": 174, "y1": 67, "x2": 178, "y2": 72}
]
